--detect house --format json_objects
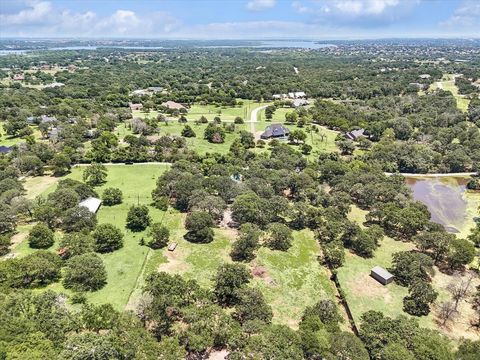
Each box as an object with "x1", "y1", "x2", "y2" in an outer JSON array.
[
  {"x1": 129, "y1": 103, "x2": 143, "y2": 111},
  {"x1": 370, "y1": 266, "x2": 394, "y2": 285},
  {"x1": 344, "y1": 128, "x2": 365, "y2": 141},
  {"x1": 41, "y1": 115, "x2": 57, "y2": 123},
  {"x1": 260, "y1": 124, "x2": 290, "y2": 139},
  {"x1": 147, "y1": 86, "x2": 163, "y2": 93},
  {"x1": 47, "y1": 127, "x2": 60, "y2": 141},
  {"x1": 292, "y1": 99, "x2": 309, "y2": 107},
  {"x1": 26, "y1": 116, "x2": 36, "y2": 124},
  {"x1": 161, "y1": 101, "x2": 186, "y2": 111},
  {"x1": 168, "y1": 242, "x2": 178, "y2": 251},
  {"x1": 0, "y1": 146, "x2": 12, "y2": 154},
  {"x1": 288, "y1": 91, "x2": 306, "y2": 99},
  {"x1": 44, "y1": 82, "x2": 65, "y2": 88},
  {"x1": 79, "y1": 197, "x2": 102, "y2": 214},
  {"x1": 68, "y1": 64, "x2": 77, "y2": 71},
  {"x1": 131, "y1": 89, "x2": 148, "y2": 96},
  {"x1": 419, "y1": 74, "x2": 431, "y2": 79},
  {"x1": 13, "y1": 74, "x2": 24, "y2": 81}
]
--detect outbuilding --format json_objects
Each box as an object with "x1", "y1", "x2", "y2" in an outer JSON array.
[
  {"x1": 370, "y1": 266, "x2": 394, "y2": 285},
  {"x1": 168, "y1": 242, "x2": 178, "y2": 251},
  {"x1": 79, "y1": 197, "x2": 102, "y2": 214}
]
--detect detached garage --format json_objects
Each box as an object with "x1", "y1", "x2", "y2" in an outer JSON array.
[{"x1": 370, "y1": 266, "x2": 394, "y2": 285}]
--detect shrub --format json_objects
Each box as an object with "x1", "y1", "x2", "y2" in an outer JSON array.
[
  {"x1": 126, "y1": 205, "x2": 151, "y2": 232},
  {"x1": 63, "y1": 253, "x2": 107, "y2": 291},
  {"x1": 147, "y1": 223, "x2": 170, "y2": 249},
  {"x1": 92, "y1": 223, "x2": 124, "y2": 253},
  {"x1": 28, "y1": 223, "x2": 54, "y2": 249},
  {"x1": 102, "y1": 188, "x2": 123, "y2": 206}
]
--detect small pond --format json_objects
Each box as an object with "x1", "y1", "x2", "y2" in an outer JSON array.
[{"x1": 406, "y1": 176, "x2": 480, "y2": 236}]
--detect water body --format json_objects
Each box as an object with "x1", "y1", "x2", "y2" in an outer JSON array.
[{"x1": 406, "y1": 176, "x2": 480, "y2": 236}]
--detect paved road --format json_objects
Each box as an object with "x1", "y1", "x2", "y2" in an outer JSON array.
[
  {"x1": 385, "y1": 172, "x2": 477, "y2": 177},
  {"x1": 249, "y1": 105, "x2": 269, "y2": 134},
  {"x1": 74, "y1": 162, "x2": 172, "y2": 167}
]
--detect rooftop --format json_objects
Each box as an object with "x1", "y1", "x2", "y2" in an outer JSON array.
[{"x1": 79, "y1": 197, "x2": 102, "y2": 213}]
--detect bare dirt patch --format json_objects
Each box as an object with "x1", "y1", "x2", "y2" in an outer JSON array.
[
  {"x1": 158, "y1": 249, "x2": 191, "y2": 274},
  {"x1": 24, "y1": 175, "x2": 59, "y2": 199},
  {"x1": 9, "y1": 232, "x2": 27, "y2": 250},
  {"x1": 348, "y1": 272, "x2": 393, "y2": 304}
]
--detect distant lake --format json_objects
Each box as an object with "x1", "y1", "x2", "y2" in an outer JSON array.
[
  {"x1": 406, "y1": 176, "x2": 480, "y2": 236},
  {"x1": 0, "y1": 41, "x2": 334, "y2": 55}
]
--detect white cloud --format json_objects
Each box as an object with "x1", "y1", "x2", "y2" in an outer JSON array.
[
  {"x1": 292, "y1": 0, "x2": 417, "y2": 26},
  {"x1": 1, "y1": 0, "x2": 52, "y2": 25},
  {"x1": 0, "y1": 2, "x2": 181, "y2": 37},
  {"x1": 246, "y1": 0, "x2": 276, "y2": 11},
  {"x1": 441, "y1": 0, "x2": 480, "y2": 30}
]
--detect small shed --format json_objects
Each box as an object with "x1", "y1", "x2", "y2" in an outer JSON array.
[
  {"x1": 79, "y1": 197, "x2": 102, "y2": 213},
  {"x1": 168, "y1": 242, "x2": 178, "y2": 252},
  {"x1": 370, "y1": 266, "x2": 394, "y2": 285}
]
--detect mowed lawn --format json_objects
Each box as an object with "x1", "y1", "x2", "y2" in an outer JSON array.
[{"x1": 14, "y1": 164, "x2": 171, "y2": 310}]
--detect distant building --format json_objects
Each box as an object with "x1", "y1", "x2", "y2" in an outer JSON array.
[
  {"x1": 161, "y1": 101, "x2": 186, "y2": 111},
  {"x1": 40, "y1": 115, "x2": 57, "y2": 123},
  {"x1": 260, "y1": 124, "x2": 290, "y2": 139},
  {"x1": 129, "y1": 103, "x2": 143, "y2": 111},
  {"x1": 292, "y1": 99, "x2": 309, "y2": 107},
  {"x1": 168, "y1": 242, "x2": 178, "y2": 251},
  {"x1": 288, "y1": 91, "x2": 306, "y2": 99},
  {"x1": 131, "y1": 89, "x2": 148, "y2": 96},
  {"x1": 344, "y1": 129, "x2": 365, "y2": 141},
  {"x1": 79, "y1": 197, "x2": 102, "y2": 214},
  {"x1": 26, "y1": 116, "x2": 36, "y2": 124},
  {"x1": 13, "y1": 74, "x2": 24, "y2": 81},
  {"x1": 419, "y1": 74, "x2": 431, "y2": 79},
  {"x1": 370, "y1": 266, "x2": 394, "y2": 285},
  {"x1": 147, "y1": 86, "x2": 163, "y2": 93},
  {"x1": 47, "y1": 127, "x2": 60, "y2": 141},
  {"x1": 44, "y1": 82, "x2": 65, "y2": 88}
]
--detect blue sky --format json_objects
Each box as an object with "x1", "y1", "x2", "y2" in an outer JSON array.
[{"x1": 0, "y1": 0, "x2": 479, "y2": 39}]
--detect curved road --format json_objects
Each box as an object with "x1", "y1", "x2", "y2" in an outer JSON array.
[
  {"x1": 249, "y1": 105, "x2": 269, "y2": 134},
  {"x1": 385, "y1": 172, "x2": 477, "y2": 178}
]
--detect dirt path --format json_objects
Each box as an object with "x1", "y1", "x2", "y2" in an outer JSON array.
[{"x1": 24, "y1": 176, "x2": 60, "y2": 199}]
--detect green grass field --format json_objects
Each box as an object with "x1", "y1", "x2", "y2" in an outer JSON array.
[
  {"x1": 14, "y1": 164, "x2": 171, "y2": 310},
  {"x1": 428, "y1": 74, "x2": 470, "y2": 112}
]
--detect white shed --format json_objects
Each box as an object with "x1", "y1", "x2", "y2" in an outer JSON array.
[{"x1": 79, "y1": 197, "x2": 102, "y2": 213}]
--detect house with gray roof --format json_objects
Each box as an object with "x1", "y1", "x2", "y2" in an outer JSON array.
[
  {"x1": 344, "y1": 128, "x2": 365, "y2": 141},
  {"x1": 260, "y1": 124, "x2": 290, "y2": 139}
]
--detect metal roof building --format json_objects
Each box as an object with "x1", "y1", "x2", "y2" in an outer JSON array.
[
  {"x1": 370, "y1": 266, "x2": 394, "y2": 285},
  {"x1": 79, "y1": 197, "x2": 102, "y2": 214}
]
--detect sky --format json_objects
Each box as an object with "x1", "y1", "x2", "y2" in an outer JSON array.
[{"x1": 0, "y1": 0, "x2": 479, "y2": 39}]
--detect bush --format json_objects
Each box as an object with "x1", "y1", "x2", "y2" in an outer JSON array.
[
  {"x1": 147, "y1": 223, "x2": 170, "y2": 249},
  {"x1": 181, "y1": 125, "x2": 196, "y2": 138},
  {"x1": 62, "y1": 206, "x2": 97, "y2": 233},
  {"x1": 234, "y1": 116, "x2": 244, "y2": 124},
  {"x1": 102, "y1": 188, "x2": 123, "y2": 206},
  {"x1": 265, "y1": 223, "x2": 293, "y2": 251},
  {"x1": 63, "y1": 253, "x2": 107, "y2": 291},
  {"x1": 126, "y1": 205, "x2": 151, "y2": 232},
  {"x1": 184, "y1": 211, "x2": 214, "y2": 243},
  {"x1": 28, "y1": 223, "x2": 54, "y2": 249},
  {"x1": 152, "y1": 195, "x2": 169, "y2": 210},
  {"x1": 92, "y1": 223, "x2": 124, "y2": 253}
]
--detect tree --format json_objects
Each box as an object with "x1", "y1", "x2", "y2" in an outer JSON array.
[
  {"x1": 102, "y1": 188, "x2": 122, "y2": 206},
  {"x1": 336, "y1": 139, "x2": 355, "y2": 155},
  {"x1": 50, "y1": 153, "x2": 71, "y2": 176},
  {"x1": 230, "y1": 223, "x2": 261, "y2": 262},
  {"x1": 447, "y1": 238, "x2": 475, "y2": 270},
  {"x1": 184, "y1": 211, "x2": 214, "y2": 243},
  {"x1": 322, "y1": 241, "x2": 345, "y2": 268},
  {"x1": 59, "y1": 232, "x2": 95, "y2": 259},
  {"x1": 412, "y1": 329, "x2": 454, "y2": 360},
  {"x1": 265, "y1": 222, "x2": 293, "y2": 251},
  {"x1": 62, "y1": 206, "x2": 97, "y2": 233},
  {"x1": 126, "y1": 205, "x2": 151, "y2": 232},
  {"x1": 204, "y1": 123, "x2": 225, "y2": 143},
  {"x1": 328, "y1": 332, "x2": 370, "y2": 360},
  {"x1": 438, "y1": 301, "x2": 457, "y2": 326},
  {"x1": 403, "y1": 280, "x2": 438, "y2": 316},
  {"x1": 234, "y1": 287, "x2": 273, "y2": 324},
  {"x1": 48, "y1": 188, "x2": 80, "y2": 211},
  {"x1": 390, "y1": 251, "x2": 434, "y2": 286},
  {"x1": 239, "y1": 130, "x2": 255, "y2": 148},
  {"x1": 301, "y1": 143, "x2": 312, "y2": 155},
  {"x1": 289, "y1": 129, "x2": 307, "y2": 144},
  {"x1": 28, "y1": 223, "x2": 54, "y2": 249},
  {"x1": 234, "y1": 116, "x2": 244, "y2": 124},
  {"x1": 302, "y1": 300, "x2": 343, "y2": 333},
  {"x1": 213, "y1": 263, "x2": 252, "y2": 306},
  {"x1": 447, "y1": 275, "x2": 473, "y2": 310},
  {"x1": 413, "y1": 231, "x2": 453, "y2": 263},
  {"x1": 63, "y1": 252, "x2": 107, "y2": 291},
  {"x1": 92, "y1": 223, "x2": 124, "y2": 253},
  {"x1": 181, "y1": 125, "x2": 196, "y2": 137},
  {"x1": 83, "y1": 163, "x2": 108, "y2": 186},
  {"x1": 147, "y1": 222, "x2": 170, "y2": 249},
  {"x1": 59, "y1": 332, "x2": 119, "y2": 360},
  {"x1": 456, "y1": 339, "x2": 480, "y2": 360}
]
